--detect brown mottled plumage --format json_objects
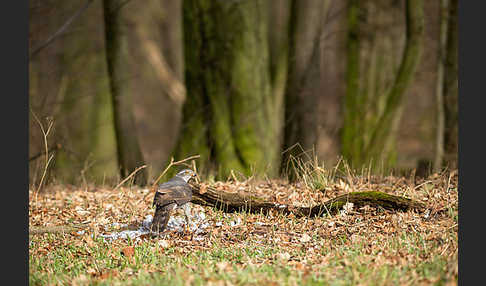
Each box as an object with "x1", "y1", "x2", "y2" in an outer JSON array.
[{"x1": 151, "y1": 169, "x2": 196, "y2": 233}]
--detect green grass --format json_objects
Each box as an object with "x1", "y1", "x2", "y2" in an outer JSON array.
[{"x1": 30, "y1": 222, "x2": 457, "y2": 285}]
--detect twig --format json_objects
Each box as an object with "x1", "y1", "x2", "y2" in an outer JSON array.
[
  {"x1": 440, "y1": 243, "x2": 450, "y2": 256},
  {"x1": 114, "y1": 165, "x2": 147, "y2": 191},
  {"x1": 29, "y1": 144, "x2": 62, "y2": 162},
  {"x1": 30, "y1": 110, "x2": 54, "y2": 197}
]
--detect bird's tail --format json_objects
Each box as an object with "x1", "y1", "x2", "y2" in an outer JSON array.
[{"x1": 151, "y1": 206, "x2": 171, "y2": 233}]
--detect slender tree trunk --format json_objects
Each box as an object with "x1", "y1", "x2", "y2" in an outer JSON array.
[
  {"x1": 281, "y1": 0, "x2": 332, "y2": 178},
  {"x1": 443, "y1": 0, "x2": 458, "y2": 169},
  {"x1": 267, "y1": 0, "x2": 290, "y2": 177},
  {"x1": 342, "y1": 0, "x2": 424, "y2": 171},
  {"x1": 366, "y1": 0, "x2": 425, "y2": 159},
  {"x1": 433, "y1": 0, "x2": 450, "y2": 172},
  {"x1": 342, "y1": 0, "x2": 361, "y2": 168},
  {"x1": 103, "y1": 0, "x2": 148, "y2": 185}
]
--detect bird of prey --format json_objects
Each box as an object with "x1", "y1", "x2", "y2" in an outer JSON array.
[{"x1": 151, "y1": 169, "x2": 197, "y2": 233}]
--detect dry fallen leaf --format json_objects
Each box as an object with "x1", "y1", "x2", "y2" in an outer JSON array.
[
  {"x1": 158, "y1": 240, "x2": 170, "y2": 248},
  {"x1": 121, "y1": 246, "x2": 135, "y2": 260},
  {"x1": 276, "y1": 252, "x2": 291, "y2": 261},
  {"x1": 300, "y1": 233, "x2": 312, "y2": 243}
]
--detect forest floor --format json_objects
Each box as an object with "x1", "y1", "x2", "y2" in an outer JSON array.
[{"x1": 29, "y1": 169, "x2": 458, "y2": 285}]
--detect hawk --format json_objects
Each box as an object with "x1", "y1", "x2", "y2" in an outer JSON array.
[{"x1": 151, "y1": 169, "x2": 197, "y2": 233}]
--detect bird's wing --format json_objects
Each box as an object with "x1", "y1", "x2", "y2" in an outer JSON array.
[{"x1": 153, "y1": 184, "x2": 192, "y2": 208}]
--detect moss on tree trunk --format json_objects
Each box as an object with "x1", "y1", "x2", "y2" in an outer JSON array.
[
  {"x1": 342, "y1": 0, "x2": 424, "y2": 171},
  {"x1": 173, "y1": 0, "x2": 280, "y2": 179}
]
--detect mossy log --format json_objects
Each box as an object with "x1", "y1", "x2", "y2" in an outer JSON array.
[{"x1": 191, "y1": 185, "x2": 425, "y2": 217}]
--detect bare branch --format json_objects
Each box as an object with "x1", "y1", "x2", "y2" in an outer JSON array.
[
  {"x1": 29, "y1": 144, "x2": 62, "y2": 162},
  {"x1": 140, "y1": 38, "x2": 187, "y2": 106},
  {"x1": 30, "y1": 0, "x2": 95, "y2": 59},
  {"x1": 113, "y1": 165, "x2": 148, "y2": 190},
  {"x1": 30, "y1": 110, "x2": 55, "y2": 195}
]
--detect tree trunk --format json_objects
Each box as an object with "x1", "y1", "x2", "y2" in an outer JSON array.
[
  {"x1": 281, "y1": 0, "x2": 332, "y2": 178},
  {"x1": 173, "y1": 0, "x2": 278, "y2": 179},
  {"x1": 103, "y1": 0, "x2": 148, "y2": 185},
  {"x1": 267, "y1": 0, "x2": 290, "y2": 178},
  {"x1": 342, "y1": 0, "x2": 424, "y2": 171},
  {"x1": 433, "y1": 0, "x2": 450, "y2": 172},
  {"x1": 443, "y1": 0, "x2": 458, "y2": 169}
]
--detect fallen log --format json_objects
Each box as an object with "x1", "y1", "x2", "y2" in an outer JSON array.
[{"x1": 190, "y1": 184, "x2": 425, "y2": 217}]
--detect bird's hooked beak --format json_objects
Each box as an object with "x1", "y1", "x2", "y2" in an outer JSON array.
[{"x1": 188, "y1": 173, "x2": 197, "y2": 184}]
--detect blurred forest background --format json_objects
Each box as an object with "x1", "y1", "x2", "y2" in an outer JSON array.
[{"x1": 28, "y1": 0, "x2": 458, "y2": 187}]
